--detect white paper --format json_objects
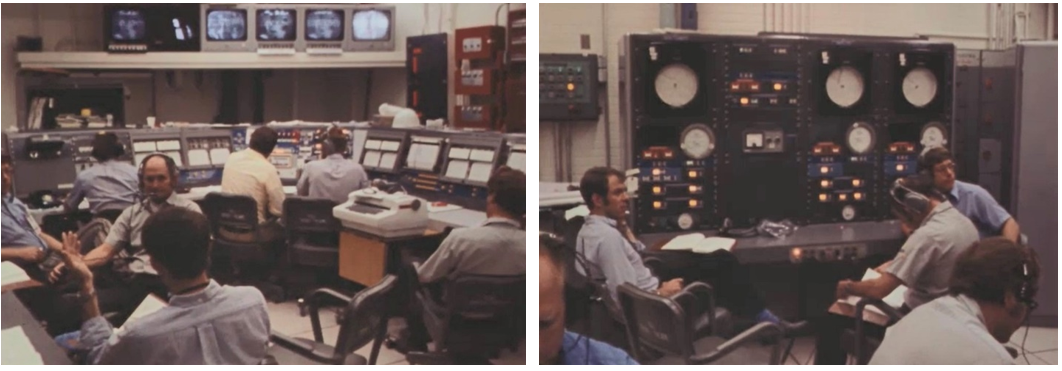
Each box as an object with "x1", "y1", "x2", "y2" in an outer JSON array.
[
  {"x1": 164, "y1": 152, "x2": 183, "y2": 167},
  {"x1": 1, "y1": 261, "x2": 31, "y2": 287},
  {"x1": 365, "y1": 140, "x2": 382, "y2": 150},
  {"x1": 661, "y1": 234, "x2": 736, "y2": 254},
  {"x1": 407, "y1": 144, "x2": 441, "y2": 171},
  {"x1": 446, "y1": 160, "x2": 470, "y2": 179},
  {"x1": 156, "y1": 140, "x2": 181, "y2": 151},
  {"x1": 133, "y1": 141, "x2": 157, "y2": 153},
  {"x1": 119, "y1": 294, "x2": 167, "y2": 331},
  {"x1": 449, "y1": 147, "x2": 471, "y2": 160},
  {"x1": 661, "y1": 233, "x2": 704, "y2": 251},
  {"x1": 467, "y1": 162, "x2": 494, "y2": 183},
  {"x1": 380, "y1": 141, "x2": 400, "y2": 151},
  {"x1": 363, "y1": 151, "x2": 382, "y2": 167},
  {"x1": 839, "y1": 269, "x2": 909, "y2": 317},
  {"x1": 209, "y1": 148, "x2": 230, "y2": 165},
  {"x1": 379, "y1": 153, "x2": 398, "y2": 170},
  {"x1": 1, "y1": 327, "x2": 43, "y2": 365},
  {"x1": 469, "y1": 149, "x2": 495, "y2": 162},
  {"x1": 187, "y1": 149, "x2": 210, "y2": 167},
  {"x1": 507, "y1": 151, "x2": 526, "y2": 172}
]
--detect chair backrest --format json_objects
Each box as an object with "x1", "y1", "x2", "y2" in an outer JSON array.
[
  {"x1": 333, "y1": 275, "x2": 398, "y2": 357},
  {"x1": 442, "y1": 274, "x2": 526, "y2": 321},
  {"x1": 204, "y1": 192, "x2": 259, "y2": 234},
  {"x1": 283, "y1": 197, "x2": 339, "y2": 234},
  {"x1": 617, "y1": 283, "x2": 694, "y2": 362}
]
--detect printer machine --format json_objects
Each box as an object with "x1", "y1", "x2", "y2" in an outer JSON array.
[{"x1": 333, "y1": 186, "x2": 430, "y2": 238}]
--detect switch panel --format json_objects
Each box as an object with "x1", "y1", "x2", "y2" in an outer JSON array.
[
  {"x1": 742, "y1": 129, "x2": 784, "y2": 153},
  {"x1": 540, "y1": 53, "x2": 600, "y2": 121}
]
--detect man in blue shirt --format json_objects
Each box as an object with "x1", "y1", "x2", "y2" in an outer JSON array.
[
  {"x1": 64, "y1": 132, "x2": 139, "y2": 222},
  {"x1": 540, "y1": 233, "x2": 638, "y2": 365},
  {"x1": 1, "y1": 154, "x2": 62, "y2": 269},
  {"x1": 296, "y1": 127, "x2": 370, "y2": 204},
  {"x1": 918, "y1": 147, "x2": 1020, "y2": 242}
]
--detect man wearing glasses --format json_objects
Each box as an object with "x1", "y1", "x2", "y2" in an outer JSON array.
[{"x1": 918, "y1": 147, "x2": 1021, "y2": 242}]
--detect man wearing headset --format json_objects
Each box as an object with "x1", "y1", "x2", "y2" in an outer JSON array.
[
  {"x1": 871, "y1": 237, "x2": 1040, "y2": 364},
  {"x1": 63, "y1": 132, "x2": 139, "y2": 222},
  {"x1": 48, "y1": 154, "x2": 203, "y2": 324},
  {"x1": 919, "y1": 147, "x2": 1021, "y2": 242},
  {"x1": 295, "y1": 126, "x2": 370, "y2": 204},
  {"x1": 815, "y1": 173, "x2": 980, "y2": 364}
]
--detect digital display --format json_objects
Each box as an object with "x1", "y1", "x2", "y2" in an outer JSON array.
[
  {"x1": 306, "y1": 9, "x2": 344, "y2": 41},
  {"x1": 111, "y1": 9, "x2": 147, "y2": 41},
  {"x1": 206, "y1": 9, "x2": 247, "y2": 41},
  {"x1": 256, "y1": 9, "x2": 296, "y2": 41},
  {"x1": 352, "y1": 9, "x2": 392, "y2": 41}
]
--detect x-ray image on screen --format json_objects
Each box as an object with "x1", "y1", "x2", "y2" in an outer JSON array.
[
  {"x1": 306, "y1": 9, "x2": 344, "y2": 41},
  {"x1": 112, "y1": 10, "x2": 147, "y2": 41},
  {"x1": 256, "y1": 9, "x2": 296, "y2": 41},
  {"x1": 206, "y1": 9, "x2": 247, "y2": 41},
  {"x1": 352, "y1": 9, "x2": 392, "y2": 41}
]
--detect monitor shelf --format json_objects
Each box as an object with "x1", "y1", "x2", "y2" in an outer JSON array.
[{"x1": 18, "y1": 51, "x2": 405, "y2": 70}]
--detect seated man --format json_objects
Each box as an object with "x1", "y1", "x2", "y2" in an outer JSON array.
[
  {"x1": 56, "y1": 207, "x2": 271, "y2": 364},
  {"x1": 221, "y1": 126, "x2": 286, "y2": 243},
  {"x1": 2, "y1": 154, "x2": 63, "y2": 275},
  {"x1": 919, "y1": 147, "x2": 1021, "y2": 242},
  {"x1": 405, "y1": 167, "x2": 526, "y2": 351},
  {"x1": 540, "y1": 233, "x2": 637, "y2": 365},
  {"x1": 296, "y1": 126, "x2": 370, "y2": 204},
  {"x1": 49, "y1": 154, "x2": 202, "y2": 330},
  {"x1": 815, "y1": 173, "x2": 980, "y2": 364},
  {"x1": 64, "y1": 132, "x2": 139, "y2": 222},
  {"x1": 870, "y1": 237, "x2": 1040, "y2": 365},
  {"x1": 575, "y1": 167, "x2": 794, "y2": 328}
]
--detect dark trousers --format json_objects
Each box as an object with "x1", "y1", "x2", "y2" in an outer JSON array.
[
  {"x1": 813, "y1": 313, "x2": 887, "y2": 365},
  {"x1": 642, "y1": 250, "x2": 768, "y2": 318}
]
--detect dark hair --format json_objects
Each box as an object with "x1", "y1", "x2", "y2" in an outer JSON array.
[
  {"x1": 142, "y1": 207, "x2": 212, "y2": 280},
  {"x1": 540, "y1": 233, "x2": 566, "y2": 277},
  {"x1": 918, "y1": 146, "x2": 955, "y2": 173},
  {"x1": 250, "y1": 127, "x2": 279, "y2": 157},
  {"x1": 579, "y1": 167, "x2": 625, "y2": 207},
  {"x1": 488, "y1": 166, "x2": 526, "y2": 216},
  {"x1": 324, "y1": 127, "x2": 348, "y2": 155},
  {"x1": 949, "y1": 237, "x2": 1040, "y2": 306},
  {"x1": 91, "y1": 132, "x2": 125, "y2": 162}
]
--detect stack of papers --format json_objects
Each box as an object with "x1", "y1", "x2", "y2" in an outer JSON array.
[
  {"x1": 661, "y1": 234, "x2": 736, "y2": 254},
  {"x1": 1, "y1": 327, "x2": 43, "y2": 365},
  {"x1": 1, "y1": 261, "x2": 32, "y2": 292},
  {"x1": 837, "y1": 269, "x2": 908, "y2": 317}
]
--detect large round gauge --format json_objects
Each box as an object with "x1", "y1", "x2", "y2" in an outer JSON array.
[
  {"x1": 920, "y1": 122, "x2": 948, "y2": 152},
  {"x1": 680, "y1": 124, "x2": 716, "y2": 160},
  {"x1": 677, "y1": 213, "x2": 695, "y2": 230},
  {"x1": 825, "y1": 66, "x2": 865, "y2": 108},
  {"x1": 655, "y1": 64, "x2": 699, "y2": 108},
  {"x1": 845, "y1": 122, "x2": 875, "y2": 155},
  {"x1": 902, "y1": 67, "x2": 938, "y2": 107},
  {"x1": 842, "y1": 205, "x2": 857, "y2": 221}
]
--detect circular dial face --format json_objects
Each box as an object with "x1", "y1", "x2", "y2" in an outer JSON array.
[
  {"x1": 920, "y1": 122, "x2": 948, "y2": 152},
  {"x1": 825, "y1": 66, "x2": 865, "y2": 108},
  {"x1": 903, "y1": 67, "x2": 938, "y2": 107},
  {"x1": 842, "y1": 205, "x2": 857, "y2": 221},
  {"x1": 680, "y1": 124, "x2": 716, "y2": 160},
  {"x1": 655, "y1": 64, "x2": 699, "y2": 108},
  {"x1": 677, "y1": 213, "x2": 695, "y2": 230},
  {"x1": 846, "y1": 122, "x2": 875, "y2": 155}
]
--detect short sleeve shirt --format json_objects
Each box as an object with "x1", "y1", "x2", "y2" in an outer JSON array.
[{"x1": 887, "y1": 202, "x2": 979, "y2": 309}]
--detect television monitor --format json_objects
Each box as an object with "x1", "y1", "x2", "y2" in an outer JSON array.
[
  {"x1": 256, "y1": 8, "x2": 297, "y2": 41},
  {"x1": 305, "y1": 9, "x2": 344, "y2": 41},
  {"x1": 111, "y1": 9, "x2": 147, "y2": 42},
  {"x1": 105, "y1": 5, "x2": 199, "y2": 52},
  {"x1": 345, "y1": 5, "x2": 395, "y2": 52},
  {"x1": 201, "y1": 4, "x2": 255, "y2": 51}
]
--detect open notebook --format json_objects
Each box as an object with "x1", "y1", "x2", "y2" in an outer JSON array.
[
  {"x1": 661, "y1": 233, "x2": 736, "y2": 254},
  {"x1": 837, "y1": 269, "x2": 908, "y2": 317}
]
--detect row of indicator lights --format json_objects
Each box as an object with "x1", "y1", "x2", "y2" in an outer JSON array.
[
  {"x1": 738, "y1": 97, "x2": 798, "y2": 105},
  {"x1": 819, "y1": 164, "x2": 911, "y2": 174},
  {"x1": 820, "y1": 179, "x2": 864, "y2": 188},
  {"x1": 730, "y1": 82, "x2": 787, "y2": 92},
  {"x1": 642, "y1": 149, "x2": 675, "y2": 159},
  {"x1": 818, "y1": 192, "x2": 865, "y2": 202},
  {"x1": 651, "y1": 199, "x2": 703, "y2": 209},
  {"x1": 650, "y1": 168, "x2": 703, "y2": 178},
  {"x1": 651, "y1": 185, "x2": 704, "y2": 195}
]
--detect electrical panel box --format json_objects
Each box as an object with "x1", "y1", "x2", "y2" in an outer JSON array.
[
  {"x1": 455, "y1": 26, "x2": 505, "y2": 60},
  {"x1": 453, "y1": 25, "x2": 506, "y2": 130},
  {"x1": 540, "y1": 53, "x2": 600, "y2": 121},
  {"x1": 407, "y1": 33, "x2": 449, "y2": 122}
]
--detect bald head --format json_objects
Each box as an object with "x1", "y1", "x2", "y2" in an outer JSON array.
[{"x1": 142, "y1": 155, "x2": 177, "y2": 203}]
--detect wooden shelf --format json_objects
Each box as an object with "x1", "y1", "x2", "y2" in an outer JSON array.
[{"x1": 18, "y1": 52, "x2": 406, "y2": 70}]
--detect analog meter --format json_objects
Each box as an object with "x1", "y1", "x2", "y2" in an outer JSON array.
[
  {"x1": 655, "y1": 64, "x2": 699, "y2": 108},
  {"x1": 903, "y1": 67, "x2": 938, "y2": 107},
  {"x1": 680, "y1": 124, "x2": 716, "y2": 160},
  {"x1": 826, "y1": 66, "x2": 865, "y2": 108}
]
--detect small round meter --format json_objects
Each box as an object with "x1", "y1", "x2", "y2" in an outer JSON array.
[
  {"x1": 920, "y1": 122, "x2": 948, "y2": 153},
  {"x1": 680, "y1": 124, "x2": 716, "y2": 160},
  {"x1": 846, "y1": 122, "x2": 875, "y2": 155},
  {"x1": 677, "y1": 213, "x2": 695, "y2": 230},
  {"x1": 826, "y1": 66, "x2": 865, "y2": 108},
  {"x1": 842, "y1": 205, "x2": 857, "y2": 221}
]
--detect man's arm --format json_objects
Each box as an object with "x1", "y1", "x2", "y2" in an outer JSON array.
[
  {"x1": 583, "y1": 234, "x2": 645, "y2": 298},
  {"x1": 1001, "y1": 218, "x2": 1020, "y2": 244},
  {"x1": 838, "y1": 272, "x2": 903, "y2": 300},
  {"x1": 971, "y1": 186, "x2": 1017, "y2": 241},
  {"x1": 417, "y1": 235, "x2": 458, "y2": 284},
  {"x1": 295, "y1": 165, "x2": 310, "y2": 197},
  {"x1": 266, "y1": 171, "x2": 286, "y2": 218},
  {"x1": 39, "y1": 232, "x2": 62, "y2": 251},
  {"x1": 63, "y1": 177, "x2": 87, "y2": 213},
  {"x1": 0, "y1": 247, "x2": 43, "y2": 262}
]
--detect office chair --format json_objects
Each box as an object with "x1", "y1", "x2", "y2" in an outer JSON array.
[
  {"x1": 268, "y1": 275, "x2": 398, "y2": 365},
  {"x1": 641, "y1": 256, "x2": 735, "y2": 339},
  {"x1": 203, "y1": 192, "x2": 285, "y2": 302},
  {"x1": 406, "y1": 274, "x2": 526, "y2": 365},
  {"x1": 282, "y1": 197, "x2": 342, "y2": 316},
  {"x1": 617, "y1": 283, "x2": 785, "y2": 365},
  {"x1": 840, "y1": 297, "x2": 905, "y2": 365},
  {"x1": 561, "y1": 216, "x2": 631, "y2": 350}
]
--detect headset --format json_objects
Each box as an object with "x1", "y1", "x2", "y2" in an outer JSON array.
[
  {"x1": 889, "y1": 177, "x2": 936, "y2": 223},
  {"x1": 1014, "y1": 246, "x2": 1038, "y2": 364}
]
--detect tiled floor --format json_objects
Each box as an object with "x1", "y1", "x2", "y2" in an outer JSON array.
[
  {"x1": 266, "y1": 301, "x2": 526, "y2": 365},
  {"x1": 781, "y1": 327, "x2": 1058, "y2": 365}
]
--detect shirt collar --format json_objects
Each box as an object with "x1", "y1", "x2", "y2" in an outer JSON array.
[
  {"x1": 246, "y1": 149, "x2": 268, "y2": 162},
  {"x1": 922, "y1": 201, "x2": 955, "y2": 227},
  {"x1": 326, "y1": 154, "x2": 345, "y2": 161},
  {"x1": 483, "y1": 217, "x2": 521, "y2": 228},
  {"x1": 948, "y1": 183, "x2": 962, "y2": 204},
  {"x1": 585, "y1": 214, "x2": 618, "y2": 228},
  {"x1": 168, "y1": 280, "x2": 222, "y2": 307}
]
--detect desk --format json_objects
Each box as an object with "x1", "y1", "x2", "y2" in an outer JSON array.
[
  {"x1": 828, "y1": 301, "x2": 892, "y2": 327},
  {"x1": 539, "y1": 182, "x2": 582, "y2": 209},
  {"x1": 1, "y1": 291, "x2": 72, "y2": 365},
  {"x1": 338, "y1": 229, "x2": 445, "y2": 287},
  {"x1": 428, "y1": 208, "x2": 486, "y2": 231}
]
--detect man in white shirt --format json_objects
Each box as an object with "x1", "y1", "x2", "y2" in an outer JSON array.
[
  {"x1": 221, "y1": 126, "x2": 286, "y2": 244},
  {"x1": 871, "y1": 237, "x2": 1040, "y2": 365}
]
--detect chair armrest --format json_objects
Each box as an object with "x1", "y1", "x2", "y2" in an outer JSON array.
[
  {"x1": 690, "y1": 322, "x2": 784, "y2": 365},
  {"x1": 270, "y1": 332, "x2": 335, "y2": 364},
  {"x1": 853, "y1": 297, "x2": 904, "y2": 364},
  {"x1": 672, "y1": 282, "x2": 717, "y2": 334},
  {"x1": 307, "y1": 288, "x2": 352, "y2": 343},
  {"x1": 344, "y1": 353, "x2": 369, "y2": 365}
]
